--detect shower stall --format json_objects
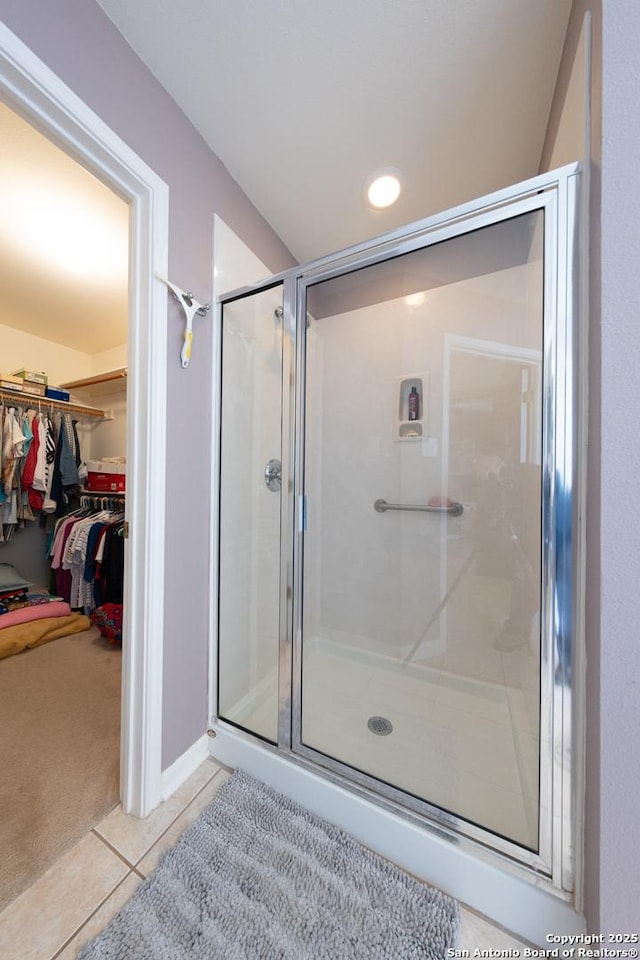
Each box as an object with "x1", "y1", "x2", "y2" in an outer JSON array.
[{"x1": 213, "y1": 165, "x2": 583, "y2": 940}]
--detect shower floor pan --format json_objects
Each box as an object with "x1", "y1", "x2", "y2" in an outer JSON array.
[{"x1": 223, "y1": 636, "x2": 540, "y2": 850}]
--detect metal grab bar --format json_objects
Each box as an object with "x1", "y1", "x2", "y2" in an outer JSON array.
[{"x1": 374, "y1": 498, "x2": 463, "y2": 517}]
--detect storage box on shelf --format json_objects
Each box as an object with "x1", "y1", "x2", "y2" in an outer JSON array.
[
  {"x1": 6, "y1": 368, "x2": 49, "y2": 398},
  {"x1": 0, "y1": 373, "x2": 24, "y2": 391},
  {"x1": 11, "y1": 369, "x2": 48, "y2": 386},
  {"x1": 45, "y1": 386, "x2": 70, "y2": 402},
  {"x1": 86, "y1": 459, "x2": 126, "y2": 493},
  {"x1": 22, "y1": 382, "x2": 47, "y2": 397},
  {"x1": 1, "y1": 367, "x2": 107, "y2": 418}
]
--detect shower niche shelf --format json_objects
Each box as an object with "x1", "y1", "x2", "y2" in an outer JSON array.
[{"x1": 396, "y1": 373, "x2": 429, "y2": 442}]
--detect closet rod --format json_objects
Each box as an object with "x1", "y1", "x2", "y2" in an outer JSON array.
[
  {"x1": 79, "y1": 492, "x2": 126, "y2": 505},
  {"x1": 0, "y1": 388, "x2": 107, "y2": 419},
  {"x1": 61, "y1": 367, "x2": 127, "y2": 390}
]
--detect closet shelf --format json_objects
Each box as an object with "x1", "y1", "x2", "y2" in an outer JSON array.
[
  {"x1": 61, "y1": 367, "x2": 127, "y2": 390},
  {"x1": 0, "y1": 387, "x2": 107, "y2": 420}
]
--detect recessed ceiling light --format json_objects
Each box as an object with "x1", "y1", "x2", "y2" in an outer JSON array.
[{"x1": 365, "y1": 168, "x2": 402, "y2": 209}]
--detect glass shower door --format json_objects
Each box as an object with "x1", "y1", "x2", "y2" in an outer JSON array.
[
  {"x1": 217, "y1": 283, "x2": 284, "y2": 743},
  {"x1": 298, "y1": 209, "x2": 545, "y2": 851}
]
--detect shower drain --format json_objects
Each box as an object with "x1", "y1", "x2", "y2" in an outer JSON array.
[{"x1": 367, "y1": 715, "x2": 393, "y2": 736}]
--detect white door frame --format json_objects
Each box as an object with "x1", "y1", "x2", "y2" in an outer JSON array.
[{"x1": 0, "y1": 23, "x2": 168, "y2": 817}]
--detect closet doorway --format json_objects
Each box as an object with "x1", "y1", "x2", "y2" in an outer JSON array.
[
  {"x1": 0, "y1": 98, "x2": 130, "y2": 910},
  {"x1": 0, "y1": 16, "x2": 169, "y2": 907}
]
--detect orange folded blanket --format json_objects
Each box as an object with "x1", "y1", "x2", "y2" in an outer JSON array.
[{"x1": 0, "y1": 613, "x2": 91, "y2": 660}]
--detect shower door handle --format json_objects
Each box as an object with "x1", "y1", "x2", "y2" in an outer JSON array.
[{"x1": 264, "y1": 458, "x2": 282, "y2": 492}]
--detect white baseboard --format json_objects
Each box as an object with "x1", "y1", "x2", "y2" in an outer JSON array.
[{"x1": 161, "y1": 734, "x2": 209, "y2": 801}]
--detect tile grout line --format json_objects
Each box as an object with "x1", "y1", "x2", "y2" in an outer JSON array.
[
  {"x1": 89, "y1": 764, "x2": 223, "y2": 876},
  {"x1": 44, "y1": 765, "x2": 523, "y2": 957},
  {"x1": 16, "y1": 763, "x2": 226, "y2": 960},
  {"x1": 131, "y1": 767, "x2": 226, "y2": 870},
  {"x1": 48, "y1": 767, "x2": 222, "y2": 958},
  {"x1": 49, "y1": 872, "x2": 134, "y2": 960},
  {"x1": 459, "y1": 901, "x2": 538, "y2": 950},
  {"x1": 91, "y1": 829, "x2": 137, "y2": 871}
]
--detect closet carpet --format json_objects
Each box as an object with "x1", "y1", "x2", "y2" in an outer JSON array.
[{"x1": 0, "y1": 626, "x2": 121, "y2": 912}]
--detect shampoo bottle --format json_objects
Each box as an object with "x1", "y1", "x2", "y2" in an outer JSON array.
[{"x1": 408, "y1": 386, "x2": 420, "y2": 421}]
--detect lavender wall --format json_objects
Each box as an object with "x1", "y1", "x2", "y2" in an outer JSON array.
[
  {"x1": 0, "y1": 0, "x2": 295, "y2": 769},
  {"x1": 598, "y1": 0, "x2": 640, "y2": 930}
]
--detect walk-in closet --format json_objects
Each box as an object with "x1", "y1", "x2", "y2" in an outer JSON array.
[{"x1": 0, "y1": 99, "x2": 129, "y2": 909}]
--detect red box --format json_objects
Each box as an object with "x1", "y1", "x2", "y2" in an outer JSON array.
[{"x1": 87, "y1": 471, "x2": 126, "y2": 493}]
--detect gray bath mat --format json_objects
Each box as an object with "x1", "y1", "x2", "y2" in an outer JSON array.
[{"x1": 79, "y1": 770, "x2": 459, "y2": 959}]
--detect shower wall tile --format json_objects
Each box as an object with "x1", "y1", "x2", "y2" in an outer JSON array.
[{"x1": 308, "y1": 261, "x2": 542, "y2": 669}]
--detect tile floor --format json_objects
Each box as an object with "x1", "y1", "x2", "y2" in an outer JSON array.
[{"x1": 0, "y1": 757, "x2": 529, "y2": 959}]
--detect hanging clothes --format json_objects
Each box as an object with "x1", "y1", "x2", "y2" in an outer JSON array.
[
  {"x1": 32, "y1": 415, "x2": 48, "y2": 493},
  {"x1": 48, "y1": 500, "x2": 124, "y2": 611},
  {"x1": 23, "y1": 413, "x2": 44, "y2": 511},
  {"x1": 95, "y1": 519, "x2": 125, "y2": 604},
  {"x1": 2, "y1": 407, "x2": 24, "y2": 497},
  {"x1": 41, "y1": 416, "x2": 58, "y2": 513},
  {"x1": 1, "y1": 407, "x2": 28, "y2": 540},
  {"x1": 0, "y1": 404, "x2": 90, "y2": 542}
]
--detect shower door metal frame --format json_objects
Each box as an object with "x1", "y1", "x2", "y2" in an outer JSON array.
[{"x1": 214, "y1": 162, "x2": 582, "y2": 900}]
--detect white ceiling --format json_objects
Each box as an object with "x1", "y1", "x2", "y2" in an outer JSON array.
[
  {"x1": 0, "y1": 101, "x2": 129, "y2": 355},
  {"x1": 96, "y1": 0, "x2": 572, "y2": 264},
  {"x1": 0, "y1": 1, "x2": 572, "y2": 356}
]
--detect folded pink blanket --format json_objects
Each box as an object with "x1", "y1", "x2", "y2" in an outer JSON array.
[{"x1": 0, "y1": 600, "x2": 72, "y2": 630}]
